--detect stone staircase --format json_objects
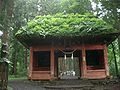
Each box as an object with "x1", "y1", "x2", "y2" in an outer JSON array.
[
  {"x1": 26, "y1": 79, "x2": 119, "y2": 90},
  {"x1": 42, "y1": 79, "x2": 95, "y2": 90}
]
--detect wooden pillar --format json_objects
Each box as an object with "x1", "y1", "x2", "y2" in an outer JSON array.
[
  {"x1": 81, "y1": 45, "x2": 87, "y2": 78},
  {"x1": 29, "y1": 47, "x2": 33, "y2": 79},
  {"x1": 104, "y1": 44, "x2": 109, "y2": 77},
  {"x1": 54, "y1": 53, "x2": 57, "y2": 78},
  {"x1": 50, "y1": 48, "x2": 55, "y2": 79}
]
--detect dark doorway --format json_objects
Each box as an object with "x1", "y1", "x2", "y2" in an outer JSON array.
[
  {"x1": 33, "y1": 51, "x2": 50, "y2": 71},
  {"x1": 86, "y1": 50, "x2": 105, "y2": 70}
]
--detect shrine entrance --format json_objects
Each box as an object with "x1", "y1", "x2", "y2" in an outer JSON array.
[{"x1": 55, "y1": 50, "x2": 82, "y2": 79}]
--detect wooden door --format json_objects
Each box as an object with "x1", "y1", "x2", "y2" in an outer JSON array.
[{"x1": 58, "y1": 57, "x2": 80, "y2": 79}]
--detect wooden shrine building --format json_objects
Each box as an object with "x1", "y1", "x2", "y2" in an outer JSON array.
[{"x1": 16, "y1": 13, "x2": 120, "y2": 80}]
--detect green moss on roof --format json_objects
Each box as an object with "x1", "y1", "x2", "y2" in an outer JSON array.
[{"x1": 16, "y1": 13, "x2": 117, "y2": 38}]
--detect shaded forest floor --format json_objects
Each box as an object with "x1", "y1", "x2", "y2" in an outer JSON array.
[{"x1": 8, "y1": 79, "x2": 120, "y2": 90}]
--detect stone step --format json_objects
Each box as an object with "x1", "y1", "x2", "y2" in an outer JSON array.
[
  {"x1": 44, "y1": 85, "x2": 94, "y2": 89},
  {"x1": 47, "y1": 80, "x2": 92, "y2": 85},
  {"x1": 60, "y1": 76, "x2": 79, "y2": 79}
]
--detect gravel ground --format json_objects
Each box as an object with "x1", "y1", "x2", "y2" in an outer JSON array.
[
  {"x1": 8, "y1": 79, "x2": 120, "y2": 90},
  {"x1": 8, "y1": 80, "x2": 46, "y2": 90}
]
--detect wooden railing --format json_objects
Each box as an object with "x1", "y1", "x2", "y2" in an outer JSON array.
[
  {"x1": 31, "y1": 71, "x2": 51, "y2": 80},
  {"x1": 86, "y1": 69, "x2": 106, "y2": 79}
]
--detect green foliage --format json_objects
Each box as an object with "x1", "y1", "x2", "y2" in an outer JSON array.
[
  {"x1": 16, "y1": 13, "x2": 116, "y2": 39},
  {"x1": 9, "y1": 75, "x2": 27, "y2": 80},
  {"x1": 108, "y1": 40, "x2": 120, "y2": 77},
  {"x1": 8, "y1": 86, "x2": 13, "y2": 90},
  {"x1": 60, "y1": 0, "x2": 92, "y2": 14}
]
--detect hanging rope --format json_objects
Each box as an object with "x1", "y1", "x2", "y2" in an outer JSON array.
[
  {"x1": 64, "y1": 54, "x2": 67, "y2": 60},
  {"x1": 59, "y1": 49, "x2": 77, "y2": 60},
  {"x1": 71, "y1": 53, "x2": 74, "y2": 60},
  {"x1": 59, "y1": 49, "x2": 76, "y2": 54}
]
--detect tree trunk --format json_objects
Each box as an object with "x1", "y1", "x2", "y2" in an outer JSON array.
[
  {"x1": 0, "y1": 0, "x2": 13, "y2": 89},
  {"x1": 118, "y1": 36, "x2": 120, "y2": 52},
  {"x1": 11, "y1": 48, "x2": 17, "y2": 75},
  {"x1": 0, "y1": 62, "x2": 8, "y2": 90},
  {"x1": 111, "y1": 43, "x2": 119, "y2": 77},
  {"x1": 0, "y1": 30, "x2": 9, "y2": 90}
]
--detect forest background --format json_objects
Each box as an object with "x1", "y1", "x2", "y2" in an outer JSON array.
[{"x1": 0, "y1": 0, "x2": 120, "y2": 79}]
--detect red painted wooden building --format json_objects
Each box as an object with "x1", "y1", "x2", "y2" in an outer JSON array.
[{"x1": 16, "y1": 14, "x2": 120, "y2": 80}]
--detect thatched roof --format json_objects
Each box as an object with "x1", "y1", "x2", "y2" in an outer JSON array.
[{"x1": 16, "y1": 13, "x2": 120, "y2": 47}]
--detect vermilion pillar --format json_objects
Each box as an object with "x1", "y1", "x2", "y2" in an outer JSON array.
[
  {"x1": 29, "y1": 47, "x2": 33, "y2": 79},
  {"x1": 104, "y1": 44, "x2": 109, "y2": 77},
  {"x1": 50, "y1": 47, "x2": 55, "y2": 79},
  {"x1": 81, "y1": 45, "x2": 87, "y2": 78}
]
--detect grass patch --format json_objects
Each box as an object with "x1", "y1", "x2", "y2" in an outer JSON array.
[
  {"x1": 8, "y1": 75, "x2": 27, "y2": 80},
  {"x1": 8, "y1": 86, "x2": 13, "y2": 90}
]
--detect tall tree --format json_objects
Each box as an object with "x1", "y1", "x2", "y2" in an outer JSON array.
[
  {"x1": 60, "y1": 0, "x2": 92, "y2": 14},
  {"x1": 100, "y1": 0, "x2": 120, "y2": 48},
  {"x1": 0, "y1": 0, "x2": 14, "y2": 89}
]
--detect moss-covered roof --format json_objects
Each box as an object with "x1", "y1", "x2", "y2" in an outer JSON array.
[{"x1": 15, "y1": 13, "x2": 119, "y2": 47}]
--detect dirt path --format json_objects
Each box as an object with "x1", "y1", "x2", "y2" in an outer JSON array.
[
  {"x1": 8, "y1": 79, "x2": 120, "y2": 90},
  {"x1": 8, "y1": 80, "x2": 46, "y2": 90}
]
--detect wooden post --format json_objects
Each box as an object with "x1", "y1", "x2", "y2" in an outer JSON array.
[
  {"x1": 29, "y1": 47, "x2": 33, "y2": 80},
  {"x1": 54, "y1": 52, "x2": 57, "y2": 78},
  {"x1": 81, "y1": 45, "x2": 87, "y2": 78},
  {"x1": 25, "y1": 49, "x2": 28, "y2": 69},
  {"x1": 104, "y1": 44, "x2": 109, "y2": 77},
  {"x1": 50, "y1": 48, "x2": 55, "y2": 79}
]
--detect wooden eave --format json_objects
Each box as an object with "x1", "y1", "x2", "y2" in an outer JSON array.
[{"x1": 16, "y1": 32, "x2": 120, "y2": 48}]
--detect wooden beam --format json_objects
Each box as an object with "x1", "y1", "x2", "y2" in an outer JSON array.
[{"x1": 32, "y1": 46, "x2": 51, "y2": 51}]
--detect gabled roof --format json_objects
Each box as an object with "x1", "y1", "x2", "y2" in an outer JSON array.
[{"x1": 15, "y1": 13, "x2": 120, "y2": 47}]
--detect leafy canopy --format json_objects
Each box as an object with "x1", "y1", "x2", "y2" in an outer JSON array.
[{"x1": 16, "y1": 13, "x2": 117, "y2": 38}]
